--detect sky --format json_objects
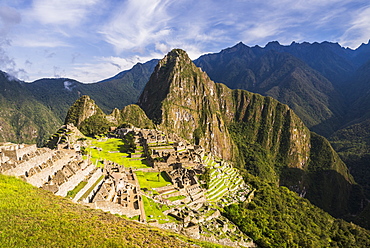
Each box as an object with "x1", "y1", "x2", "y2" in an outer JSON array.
[{"x1": 1, "y1": 0, "x2": 370, "y2": 83}]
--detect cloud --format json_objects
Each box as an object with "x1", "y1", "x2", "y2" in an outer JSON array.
[
  {"x1": 70, "y1": 55, "x2": 156, "y2": 83},
  {"x1": 53, "y1": 66, "x2": 65, "y2": 78},
  {"x1": 0, "y1": 5, "x2": 21, "y2": 35},
  {"x1": 99, "y1": 0, "x2": 362, "y2": 59},
  {"x1": 46, "y1": 52, "x2": 56, "y2": 58},
  {"x1": 63, "y1": 80, "x2": 76, "y2": 91},
  {"x1": 13, "y1": 37, "x2": 70, "y2": 48},
  {"x1": 25, "y1": 60, "x2": 32, "y2": 66},
  {"x1": 2, "y1": 0, "x2": 369, "y2": 83},
  {"x1": 0, "y1": 6, "x2": 21, "y2": 24},
  {"x1": 29, "y1": 0, "x2": 101, "y2": 27},
  {"x1": 100, "y1": 0, "x2": 172, "y2": 53},
  {"x1": 0, "y1": 40, "x2": 28, "y2": 80},
  {"x1": 339, "y1": 6, "x2": 370, "y2": 48},
  {"x1": 71, "y1": 53, "x2": 81, "y2": 63}
]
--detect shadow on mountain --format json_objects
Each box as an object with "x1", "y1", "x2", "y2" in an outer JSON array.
[{"x1": 280, "y1": 167, "x2": 366, "y2": 221}]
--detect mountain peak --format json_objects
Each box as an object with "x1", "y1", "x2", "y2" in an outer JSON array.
[
  {"x1": 265, "y1": 40, "x2": 281, "y2": 48},
  {"x1": 64, "y1": 95, "x2": 101, "y2": 126},
  {"x1": 158, "y1": 48, "x2": 192, "y2": 68},
  {"x1": 138, "y1": 49, "x2": 205, "y2": 123}
]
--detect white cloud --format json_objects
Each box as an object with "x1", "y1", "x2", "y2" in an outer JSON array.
[
  {"x1": 13, "y1": 38, "x2": 70, "y2": 48},
  {"x1": 339, "y1": 6, "x2": 370, "y2": 48},
  {"x1": 69, "y1": 55, "x2": 158, "y2": 83},
  {"x1": 29, "y1": 0, "x2": 100, "y2": 27},
  {"x1": 2, "y1": 0, "x2": 370, "y2": 82},
  {"x1": 100, "y1": 0, "x2": 172, "y2": 53}
]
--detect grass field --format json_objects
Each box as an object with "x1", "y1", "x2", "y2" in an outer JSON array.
[
  {"x1": 136, "y1": 171, "x2": 172, "y2": 190},
  {"x1": 86, "y1": 138, "x2": 151, "y2": 169},
  {"x1": 0, "y1": 174, "x2": 223, "y2": 247},
  {"x1": 167, "y1": 195, "x2": 187, "y2": 201},
  {"x1": 142, "y1": 195, "x2": 175, "y2": 224}
]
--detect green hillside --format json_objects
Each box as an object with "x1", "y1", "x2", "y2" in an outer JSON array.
[
  {"x1": 224, "y1": 173, "x2": 370, "y2": 248},
  {"x1": 0, "y1": 72, "x2": 61, "y2": 145},
  {"x1": 0, "y1": 174, "x2": 221, "y2": 248}
]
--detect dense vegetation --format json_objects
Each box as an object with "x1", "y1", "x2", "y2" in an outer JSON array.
[
  {"x1": 136, "y1": 48, "x2": 365, "y2": 222},
  {"x1": 224, "y1": 174, "x2": 370, "y2": 247},
  {"x1": 0, "y1": 72, "x2": 61, "y2": 145},
  {"x1": 79, "y1": 114, "x2": 113, "y2": 136},
  {"x1": 0, "y1": 174, "x2": 220, "y2": 248}
]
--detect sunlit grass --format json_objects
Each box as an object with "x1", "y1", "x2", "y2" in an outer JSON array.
[
  {"x1": 136, "y1": 171, "x2": 172, "y2": 190},
  {"x1": 0, "y1": 174, "x2": 218, "y2": 247},
  {"x1": 85, "y1": 138, "x2": 150, "y2": 169},
  {"x1": 142, "y1": 196, "x2": 174, "y2": 224}
]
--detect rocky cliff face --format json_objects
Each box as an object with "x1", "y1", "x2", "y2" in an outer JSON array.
[
  {"x1": 138, "y1": 49, "x2": 360, "y2": 217},
  {"x1": 64, "y1": 95, "x2": 115, "y2": 136}
]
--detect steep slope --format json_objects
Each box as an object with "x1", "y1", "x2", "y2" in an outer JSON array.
[
  {"x1": 138, "y1": 49, "x2": 236, "y2": 160},
  {"x1": 0, "y1": 174, "x2": 218, "y2": 248},
  {"x1": 138, "y1": 49, "x2": 362, "y2": 217},
  {"x1": 64, "y1": 96, "x2": 156, "y2": 137},
  {"x1": 329, "y1": 60, "x2": 370, "y2": 199},
  {"x1": 194, "y1": 42, "x2": 346, "y2": 136},
  {"x1": 0, "y1": 71, "x2": 61, "y2": 145}
]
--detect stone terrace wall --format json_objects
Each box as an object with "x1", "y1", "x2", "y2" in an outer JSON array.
[
  {"x1": 2, "y1": 144, "x2": 37, "y2": 161},
  {"x1": 73, "y1": 168, "x2": 104, "y2": 203},
  {"x1": 55, "y1": 163, "x2": 97, "y2": 197},
  {"x1": 87, "y1": 201, "x2": 141, "y2": 218},
  {"x1": 3, "y1": 149, "x2": 56, "y2": 177}
]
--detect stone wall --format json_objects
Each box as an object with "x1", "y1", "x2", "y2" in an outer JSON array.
[
  {"x1": 73, "y1": 169, "x2": 104, "y2": 203},
  {"x1": 2, "y1": 144, "x2": 37, "y2": 161},
  {"x1": 87, "y1": 201, "x2": 141, "y2": 218},
  {"x1": 81, "y1": 176, "x2": 105, "y2": 203},
  {"x1": 26, "y1": 152, "x2": 70, "y2": 187},
  {"x1": 55, "y1": 163, "x2": 96, "y2": 197},
  {"x1": 3, "y1": 149, "x2": 56, "y2": 177}
]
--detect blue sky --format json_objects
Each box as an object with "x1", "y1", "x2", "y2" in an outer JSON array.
[{"x1": 1, "y1": 0, "x2": 370, "y2": 83}]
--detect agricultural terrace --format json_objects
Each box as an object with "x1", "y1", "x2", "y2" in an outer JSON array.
[{"x1": 85, "y1": 138, "x2": 150, "y2": 169}]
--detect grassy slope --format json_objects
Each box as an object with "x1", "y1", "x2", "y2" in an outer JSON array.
[{"x1": 0, "y1": 174, "x2": 221, "y2": 248}]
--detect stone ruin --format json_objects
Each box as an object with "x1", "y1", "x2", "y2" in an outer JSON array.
[
  {"x1": 0, "y1": 141, "x2": 95, "y2": 198},
  {"x1": 81, "y1": 163, "x2": 146, "y2": 222},
  {"x1": 0, "y1": 126, "x2": 255, "y2": 247}
]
